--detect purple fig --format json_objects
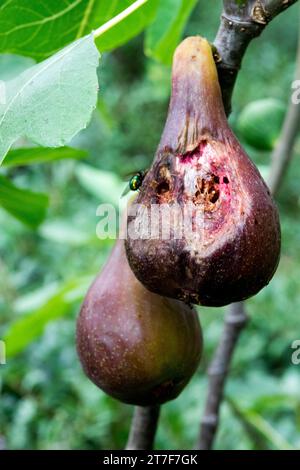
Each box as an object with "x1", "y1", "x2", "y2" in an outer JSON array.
[
  {"x1": 125, "y1": 36, "x2": 281, "y2": 307},
  {"x1": 76, "y1": 238, "x2": 202, "y2": 406}
]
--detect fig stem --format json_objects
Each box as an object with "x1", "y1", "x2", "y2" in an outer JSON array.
[
  {"x1": 198, "y1": 0, "x2": 299, "y2": 451},
  {"x1": 214, "y1": 0, "x2": 299, "y2": 115},
  {"x1": 198, "y1": 302, "x2": 248, "y2": 450},
  {"x1": 125, "y1": 405, "x2": 160, "y2": 450}
]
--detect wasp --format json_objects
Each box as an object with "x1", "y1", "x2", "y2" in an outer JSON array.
[{"x1": 121, "y1": 170, "x2": 148, "y2": 197}]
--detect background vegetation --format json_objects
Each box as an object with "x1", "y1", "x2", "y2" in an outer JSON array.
[{"x1": 0, "y1": 0, "x2": 299, "y2": 450}]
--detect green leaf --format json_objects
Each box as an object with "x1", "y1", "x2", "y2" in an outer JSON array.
[
  {"x1": 242, "y1": 412, "x2": 295, "y2": 450},
  {"x1": 95, "y1": 0, "x2": 159, "y2": 53},
  {"x1": 4, "y1": 277, "x2": 92, "y2": 358},
  {"x1": 252, "y1": 393, "x2": 299, "y2": 413},
  {"x1": 0, "y1": 54, "x2": 35, "y2": 80},
  {"x1": 145, "y1": 0, "x2": 197, "y2": 65},
  {"x1": 227, "y1": 397, "x2": 295, "y2": 450},
  {"x1": 0, "y1": 34, "x2": 99, "y2": 165},
  {"x1": 0, "y1": 0, "x2": 159, "y2": 61},
  {"x1": 2, "y1": 146, "x2": 87, "y2": 167},
  {"x1": 13, "y1": 282, "x2": 60, "y2": 314},
  {"x1": 75, "y1": 164, "x2": 124, "y2": 206},
  {"x1": 39, "y1": 220, "x2": 94, "y2": 246},
  {"x1": 0, "y1": 174, "x2": 48, "y2": 228}
]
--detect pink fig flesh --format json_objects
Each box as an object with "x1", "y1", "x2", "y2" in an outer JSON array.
[
  {"x1": 76, "y1": 239, "x2": 202, "y2": 406},
  {"x1": 125, "y1": 36, "x2": 281, "y2": 307}
]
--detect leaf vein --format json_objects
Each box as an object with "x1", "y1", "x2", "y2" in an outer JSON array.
[{"x1": 0, "y1": 0, "x2": 83, "y2": 37}]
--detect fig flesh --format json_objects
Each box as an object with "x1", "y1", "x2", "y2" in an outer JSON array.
[
  {"x1": 76, "y1": 238, "x2": 202, "y2": 406},
  {"x1": 125, "y1": 36, "x2": 281, "y2": 307}
]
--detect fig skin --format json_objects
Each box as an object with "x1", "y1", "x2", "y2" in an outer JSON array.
[
  {"x1": 125, "y1": 36, "x2": 281, "y2": 307},
  {"x1": 76, "y1": 238, "x2": 202, "y2": 406}
]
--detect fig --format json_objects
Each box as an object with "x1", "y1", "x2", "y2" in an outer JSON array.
[
  {"x1": 76, "y1": 238, "x2": 202, "y2": 406},
  {"x1": 237, "y1": 98, "x2": 286, "y2": 151},
  {"x1": 125, "y1": 36, "x2": 281, "y2": 307}
]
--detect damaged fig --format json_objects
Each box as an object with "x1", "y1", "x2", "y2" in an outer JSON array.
[
  {"x1": 76, "y1": 238, "x2": 202, "y2": 406},
  {"x1": 125, "y1": 36, "x2": 281, "y2": 307}
]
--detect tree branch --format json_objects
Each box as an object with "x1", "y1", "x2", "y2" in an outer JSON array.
[
  {"x1": 214, "y1": 0, "x2": 299, "y2": 114},
  {"x1": 268, "y1": 27, "x2": 300, "y2": 195},
  {"x1": 125, "y1": 405, "x2": 160, "y2": 450},
  {"x1": 198, "y1": 303, "x2": 248, "y2": 450},
  {"x1": 198, "y1": 0, "x2": 299, "y2": 451}
]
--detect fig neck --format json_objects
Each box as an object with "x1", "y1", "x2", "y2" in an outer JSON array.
[{"x1": 158, "y1": 36, "x2": 229, "y2": 157}]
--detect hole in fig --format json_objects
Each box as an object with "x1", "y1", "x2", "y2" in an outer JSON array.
[
  {"x1": 157, "y1": 181, "x2": 169, "y2": 194},
  {"x1": 199, "y1": 179, "x2": 205, "y2": 193},
  {"x1": 210, "y1": 190, "x2": 220, "y2": 203},
  {"x1": 194, "y1": 177, "x2": 220, "y2": 206},
  {"x1": 223, "y1": 176, "x2": 229, "y2": 184}
]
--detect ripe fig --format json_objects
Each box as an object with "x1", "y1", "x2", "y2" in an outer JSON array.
[
  {"x1": 76, "y1": 238, "x2": 202, "y2": 406},
  {"x1": 125, "y1": 36, "x2": 281, "y2": 307}
]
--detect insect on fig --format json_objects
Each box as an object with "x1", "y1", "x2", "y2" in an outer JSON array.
[{"x1": 121, "y1": 170, "x2": 148, "y2": 197}]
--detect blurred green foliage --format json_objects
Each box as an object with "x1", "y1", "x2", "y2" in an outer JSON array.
[
  {"x1": 0, "y1": 0, "x2": 300, "y2": 450},
  {"x1": 145, "y1": 0, "x2": 198, "y2": 64}
]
